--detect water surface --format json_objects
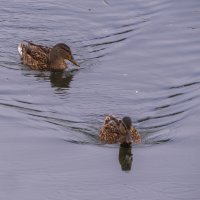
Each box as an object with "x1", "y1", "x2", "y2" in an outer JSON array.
[{"x1": 0, "y1": 0, "x2": 200, "y2": 199}]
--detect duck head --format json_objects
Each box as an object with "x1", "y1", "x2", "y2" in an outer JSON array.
[
  {"x1": 50, "y1": 43, "x2": 80, "y2": 70},
  {"x1": 119, "y1": 116, "x2": 132, "y2": 144},
  {"x1": 122, "y1": 116, "x2": 132, "y2": 130}
]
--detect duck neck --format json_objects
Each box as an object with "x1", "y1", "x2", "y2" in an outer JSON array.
[
  {"x1": 125, "y1": 130, "x2": 132, "y2": 143},
  {"x1": 49, "y1": 50, "x2": 67, "y2": 71}
]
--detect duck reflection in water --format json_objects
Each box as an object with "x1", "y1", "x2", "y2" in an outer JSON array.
[
  {"x1": 49, "y1": 70, "x2": 75, "y2": 89},
  {"x1": 119, "y1": 143, "x2": 133, "y2": 171},
  {"x1": 21, "y1": 68, "x2": 78, "y2": 91}
]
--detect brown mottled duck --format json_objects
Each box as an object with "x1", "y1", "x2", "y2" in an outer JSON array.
[
  {"x1": 99, "y1": 115, "x2": 141, "y2": 145},
  {"x1": 18, "y1": 41, "x2": 79, "y2": 71}
]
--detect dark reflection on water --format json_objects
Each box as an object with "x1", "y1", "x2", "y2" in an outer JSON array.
[
  {"x1": 49, "y1": 71, "x2": 74, "y2": 89},
  {"x1": 168, "y1": 81, "x2": 200, "y2": 89},
  {"x1": 22, "y1": 68, "x2": 78, "y2": 91},
  {"x1": 118, "y1": 144, "x2": 133, "y2": 171},
  {"x1": 83, "y1": 38, "x2": 127, "y2": 48}
]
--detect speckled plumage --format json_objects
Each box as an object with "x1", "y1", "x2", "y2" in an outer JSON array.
[
  {"x1": 18, "y1": 41, "x2": 79, "y2": 71},
  {"x1": 99, "y1": 115, "x2": 141, "y2": 144}
]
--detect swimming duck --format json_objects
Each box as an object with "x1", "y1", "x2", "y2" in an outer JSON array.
[
  {"x1": 99, "y1": 115, "x2": 141, "y2": 145},
  {"x1": 18, "y1": 41, "x2": 79, "y2": 71}
]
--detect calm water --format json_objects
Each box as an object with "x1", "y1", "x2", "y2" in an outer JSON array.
[{"x1": 0, "y1": 0, "x2": 200, "y2": 199}]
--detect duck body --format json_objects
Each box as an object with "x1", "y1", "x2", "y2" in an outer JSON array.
[
  {"x1": 99, "y1": 115, "x2": 141, "y2": 145},
  {"x1": 18, "y1": 41, "x2": 79, "y2": 71}
]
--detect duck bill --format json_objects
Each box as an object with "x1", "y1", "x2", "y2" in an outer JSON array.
[{"x1": 70, "y1": 57, "x2": 80, "y2": 67}]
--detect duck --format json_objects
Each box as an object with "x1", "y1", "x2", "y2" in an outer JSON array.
[
  {"x1": 18, "y1": 41, "x2": 79, "y2": 71},
  {"x1": 99, "y1": 115, "x2": 141, "y2": 145}
]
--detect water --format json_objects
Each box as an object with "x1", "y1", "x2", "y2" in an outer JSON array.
[{"x1": 0, "y1": 0, "x2": 200, "y2": 199}]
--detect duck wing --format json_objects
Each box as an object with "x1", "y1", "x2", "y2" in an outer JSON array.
[
  {"x1": 18, "y1": 41, "x2": 52, "y2": 70},
  {"x1": 99, "y1": 115, "x2": 124, "y2": 144},
  {"x1": 130, "y1": 127, "x2": 141, "y2": 144}
]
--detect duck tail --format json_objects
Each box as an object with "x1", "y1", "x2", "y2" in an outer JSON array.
[
  {"x1": 18, "y1": 42, "x2": 23, "y2": 56},
  {"x1": 18, "y1": 40, "x2": 30, "y2": 56},
  {"x1": 18, "y1": 41, "x2": 33, "y2": 56}
]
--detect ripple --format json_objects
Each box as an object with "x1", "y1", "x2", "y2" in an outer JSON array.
[
  {"x1": 0, "y1": 0, "x2": 200, "y2": 147},
  {"x1": 152, "y1": 180, "x2": 200, "y2": 200},
  {"x1": 0, "y1": 1, "x2": 200, "y2": 200}
]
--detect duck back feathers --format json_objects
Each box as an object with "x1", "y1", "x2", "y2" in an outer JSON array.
[
  {"x1": 18, "y1": 41, "x2": 51, "y2": 70},
  {"x1": 99, "y1": 115, "x2": 141, "y2": 144}
]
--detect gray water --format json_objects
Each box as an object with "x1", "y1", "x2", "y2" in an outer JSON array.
[{"x1": 0, "y1": 0, "x2": 200, "y2": 199}]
